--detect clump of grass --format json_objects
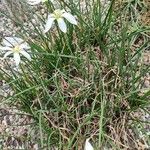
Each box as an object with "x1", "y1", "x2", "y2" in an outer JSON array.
[{"x1": 0, "y1": 0, "x2": 149, "y2": 149}]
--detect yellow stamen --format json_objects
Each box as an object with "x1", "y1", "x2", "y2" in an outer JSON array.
[
  {"x1": 54, "y1": 10, "x2": 63, "y2": 19},
  {"x1": 12, "y1": 45, "x2": 21, "y2": 53}
]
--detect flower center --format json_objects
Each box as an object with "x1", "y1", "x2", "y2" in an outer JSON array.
[
  {"x1": 12, "y1": 45, "x2": 21, "y2": 53},
  {"x1": 54, "y1": 10, "x2": 63, "y2": 19}
]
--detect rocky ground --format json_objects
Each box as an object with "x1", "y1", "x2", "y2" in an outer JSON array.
[{"x1": 0, "y1": 0, "x2": 150, "y2": 149}]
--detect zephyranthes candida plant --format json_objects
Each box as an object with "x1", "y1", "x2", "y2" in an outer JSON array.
[
  {"x1": 0, "y1": 0, "x2": 97, "y2": 149},
  {"x1": 1, "y1": 0, "x2": 77, "y2": 66}
]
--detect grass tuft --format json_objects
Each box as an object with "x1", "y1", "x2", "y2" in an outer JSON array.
[{"x1": 0, "y1": 0, "x2": 150, "y2": 149}]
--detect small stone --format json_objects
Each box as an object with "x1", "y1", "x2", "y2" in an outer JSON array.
[
  {"x1": 41, "y1": 9, "x2": 45, "y2": 15},
  {"x1": 143, "y1": 79, "x2": 150, "y2": 88},
  {"x1": 33, "y1": 143, "x2": 39, "y2": 150}
]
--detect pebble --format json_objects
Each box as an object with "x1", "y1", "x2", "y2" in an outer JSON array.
[{"x1": 144, "y1": 79, "x2": 150, "y2": 88}]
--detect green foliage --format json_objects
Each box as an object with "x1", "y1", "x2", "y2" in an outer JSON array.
[{"x1": 0, "y1": 0, "x2": 149, "y2": 149}]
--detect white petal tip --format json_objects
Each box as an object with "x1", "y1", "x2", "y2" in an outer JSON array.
[{"x1": 85, "y1": 138, "x2": 94, "y2": 150}]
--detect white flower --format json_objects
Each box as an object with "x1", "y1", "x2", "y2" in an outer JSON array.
[
  {"x1": 85, "y1": 138, "x2": 94, "y2": 150},
  {"x1": 44, "y1": 9, "x2": 77, "y2": 33},
  {"x1": 0, "y1": 37, "x2": 31, "y2": 66},
  {"x1": 27, "y1": 0, "x2": 50, "y2": 5}
]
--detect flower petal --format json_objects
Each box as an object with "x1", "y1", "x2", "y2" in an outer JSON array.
[
  {"x1": 44, "y1": 16, "x2": 55, "y2": 33},
  {"x1": 57, "y1": 18, "x2": 67, "y2": 33},
  {"x1": 27, "y1": 0, "x2": 41, "y2": 5},
  {"x1": 0, "y1": 46, "x2": 12, "y2": 51},
  {"x1": 20, "y1": 43, "x2": 30, "y2": 50},
  {"x1": 20, "y1": 50, "x2": 31, "y2": 61},
  {"x1": 85, "y1": 138, "x2": 94, "y2": 150},
  {"x1": 62, "y1": 12, "x2": 77, "y2": 25},
  {"x1": 3, "y1": 37, "x2": 24, "y2": 47},
  {"x1": 3, "y1": 51, "x2": 13, "y2": 58},
  {"x1": 14, "y1": 53, "x2": 21, "y2": 66}
]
